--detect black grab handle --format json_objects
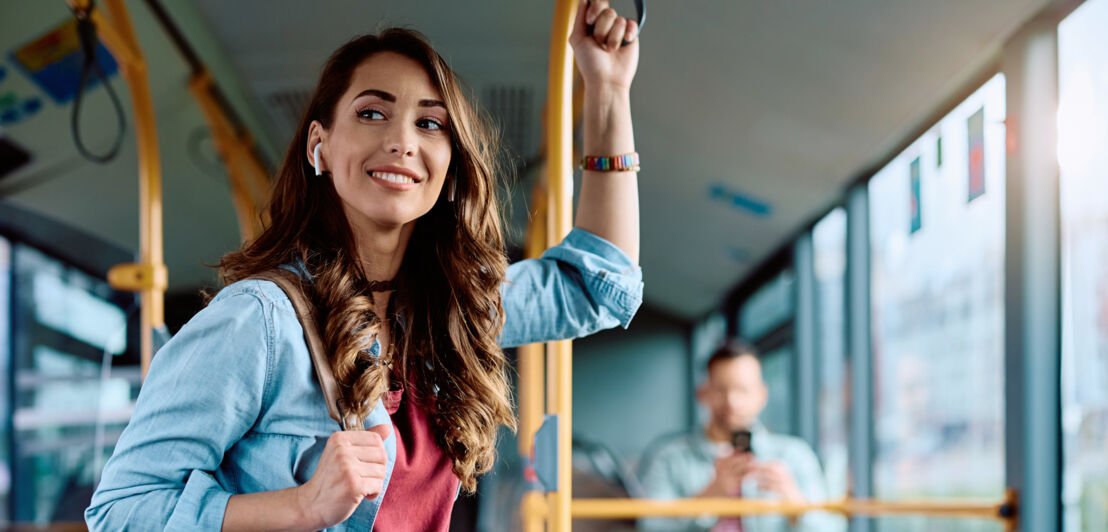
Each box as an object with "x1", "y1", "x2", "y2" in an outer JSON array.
[{"x1": 585, "y1": 0, "x2": 645, "y2": 46}]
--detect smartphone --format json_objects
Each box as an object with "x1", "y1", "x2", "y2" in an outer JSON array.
[{"x1": 731, "y1": 429, "x2": 752, "y2": 454}]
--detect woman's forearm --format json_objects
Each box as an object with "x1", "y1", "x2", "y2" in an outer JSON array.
[
  {"x1": 223, "y1": 487, "x2": 316, "y2": 532},
  {"x1": 574, "y1": 85, "x2": 640, "y2": 263}
]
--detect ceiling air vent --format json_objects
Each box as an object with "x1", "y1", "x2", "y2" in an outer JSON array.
[
  {"x1": 481, "y1": 85, "x2": 536, "y2": 180},
  {"x1": 263, "y1": 88, "x2": 313, "y2": 143}
]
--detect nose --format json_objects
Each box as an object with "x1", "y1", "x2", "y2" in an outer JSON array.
[{"x1": 385, "y1": 122, "x2": 417, "y2": 158}]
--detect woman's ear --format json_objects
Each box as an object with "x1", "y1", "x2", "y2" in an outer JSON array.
[{"x1": 306, "y1": 120, "x2": 326, "y2": 175}]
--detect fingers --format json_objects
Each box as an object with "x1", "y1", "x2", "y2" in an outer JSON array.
[
  {"x1": 327, "y1": 430, "x2": 389, "y2": 464},
  {"x1": 368, "y1": 423, "x2": 393, "y2": 442},
  {"x1": 624, "y1": 19, "x2": 639, "y2": 44},
  {"x1": 361, "y1": 471, "x2": 386, "y2": 500},
  {"x1": 332, "y1": 426, "x2": 391, "y2": 447},
  {"x1": 606, "y1": 17, "x2": 626, "y2": 50},
  {"x1": 327, "y1": 432, "x2": 388, "y2": 498},
  {"x1": 592, "y1": 8, "x2": 618, "y2": 47},
  {"x1": 586, "y1": 0, "x2": 609, "y2": 27},
  {"x1": 571, "y1": 0, "x2": 590, "y2": 40},
  {"x1": 720, "y1": 452, "x2": 754, "y2": 466},
  {"x1": 717, "y1": 455, "x2": 754, "y2": 480},
  {"x1": 573, "y1": 0, "x2": 636, "y2": 50}
]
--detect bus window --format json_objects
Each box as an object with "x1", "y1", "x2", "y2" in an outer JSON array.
[
  {"x1": 1059, "y1": 1, "x2": 1108, "y2": 530},
  {"x1": 868, "y1": 75, "x2": 1007, "y2": 531},
  {"x1": 814, "y1": 207, "x2": 848, "y2": 500}
]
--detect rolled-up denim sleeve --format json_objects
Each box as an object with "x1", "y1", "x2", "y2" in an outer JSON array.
[
  {"x1": 86, "y1": 287, "x2": 272, "y2": 531},
  {"x1": 500, "y1": 228, "x2": 643, "y2": 348}
]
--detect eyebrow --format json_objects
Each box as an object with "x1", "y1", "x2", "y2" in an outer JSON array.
[{"x1": 353, "y1": 89, "x2": 446, "y2": 109}]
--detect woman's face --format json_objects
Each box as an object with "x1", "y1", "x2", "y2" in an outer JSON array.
[{"x1": 314, "y1": 51, "x2": 453, "y2": 231}]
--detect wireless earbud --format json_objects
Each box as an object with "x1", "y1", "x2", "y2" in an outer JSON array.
[{"x1": 313, "y1": 143, "x2": 323, "y2": 176}]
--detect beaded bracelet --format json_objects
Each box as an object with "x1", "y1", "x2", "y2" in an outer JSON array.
[{"x1": 580, "y1": 152, "x2": 640, "y2": 172}]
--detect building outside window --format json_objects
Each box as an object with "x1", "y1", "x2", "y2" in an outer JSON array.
[
  {"x1": 739, "y1": 269, "x2": 796, "y2": 435},
  {"x1": 1059, "y1": 0, "x2": 1108, "y2": 530},
  {"x1": 813, "y1": 208, "x2": 848, "y2": 499},
  {"x1": 868, "y1": 74, "x2": 1007, "y2": 532},
  {"x1": 0, "y1": 236, "x2": 10, "y2": 523},
  {"x1": 9, "y1": 244, "x2": 140, "y2": 523}
]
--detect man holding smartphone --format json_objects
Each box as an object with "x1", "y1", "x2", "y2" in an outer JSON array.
[{"x1": 637, "y1": 342, "x2": 845, "y2": 531}]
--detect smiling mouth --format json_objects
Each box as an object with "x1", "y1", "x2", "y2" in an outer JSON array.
[{"x1": 368, "y1": 171, "x2": 420, "y2": 184}]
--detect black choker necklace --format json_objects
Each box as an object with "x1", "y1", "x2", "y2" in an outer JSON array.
[{"x1": 366, "y1": 279, "x2": 398, "y2": 292}]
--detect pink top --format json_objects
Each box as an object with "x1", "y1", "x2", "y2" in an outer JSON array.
[{"x1": 372, "y1": 388, "x2": 460, "y2": 531}]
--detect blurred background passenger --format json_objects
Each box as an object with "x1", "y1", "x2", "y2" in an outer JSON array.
[{"x1": 638, "y1": 342, "x2": 845, "y2": 532}]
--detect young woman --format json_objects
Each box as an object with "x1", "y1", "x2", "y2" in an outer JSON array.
[{"x1": 86, "y1": 1, "x2": 641, "y2": 529}]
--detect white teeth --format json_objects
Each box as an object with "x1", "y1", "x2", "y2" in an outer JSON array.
[{"x1": 371, "y1": 172, "x2": 416, "y2": 184}]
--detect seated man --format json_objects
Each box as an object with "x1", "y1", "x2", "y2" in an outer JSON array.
[{"x1": 638, "y1": 342, "x2": 845, "y2": 531}]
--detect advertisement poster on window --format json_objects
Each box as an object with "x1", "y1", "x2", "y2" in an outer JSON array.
[
  {"x1": 967, "y1": 107, "x2": 986, "y2": 202},
  {"x1": 910, "y1": 156, "x2": 922, "y2": 234}
]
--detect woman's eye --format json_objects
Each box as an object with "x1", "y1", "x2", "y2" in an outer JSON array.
[
  {"x1": 417, "y1": 118, "x2": 445, "y2": 131},
  {"x1": 357, "y1": 108, "x2": 385, "y2": 120}
]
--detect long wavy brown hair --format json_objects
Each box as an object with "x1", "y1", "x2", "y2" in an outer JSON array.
[{"x1": 218, "y1": 29, "x2": 515, "y2": 492}]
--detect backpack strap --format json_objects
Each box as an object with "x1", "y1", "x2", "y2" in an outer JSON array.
[{"x1": 250, "y1": 269, "x2": 362, "y2": 431}]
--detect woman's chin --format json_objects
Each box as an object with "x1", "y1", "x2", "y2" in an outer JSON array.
[
  {"x1": 358, "y1": 208, "x2": 425, "y2": 230},
  {"x1": 346, "y1": 197, "x2": 438, "y2": 232}
]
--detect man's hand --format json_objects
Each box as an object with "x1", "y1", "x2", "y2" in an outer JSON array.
[
  {"x1": 697, "y1": 452, "x2": 755, "y2": 498},
  {"x1": 750, "y1": 461, "x2": 806, "y2": 503}
]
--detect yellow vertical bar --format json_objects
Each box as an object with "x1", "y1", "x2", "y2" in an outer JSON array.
[
  {"x1": 188, "y1": 71, "x2": 265, "y2": 242},
  {"x1": 100, "y1": 0, "x2": 166, "y2": 378},
  {"x1": 519, "y1": 178, "x2": 550, "y2": 532},
  {"x1": 518, "y1": 339, "x2": 546, "y2": 532},
  {"x1": 518, "y1": 181, "x2": 548, "y2": 457},
  {"x1": 545, "y1": 1, "x2": 577, "y2": 530}
]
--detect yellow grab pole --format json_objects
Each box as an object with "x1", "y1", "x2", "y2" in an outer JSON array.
[
  {"x1": 72, "y1": 0, "x2": 167, "y2": 378},
  {"x1": 544, "y1": 0, "x2": 577, "y2": 530},
  {"x1": 521, "y1": 490, "x2": 549, "y2": 532},
  {"x1": 518, "y1": 180, "x2": 548, "y2": 457},
  {"x1": 518, "y1": 180, "x2": 548, "y2": 532},
  {"x1": 188, "y1": 69, "x2": 268, "y2": 242}
]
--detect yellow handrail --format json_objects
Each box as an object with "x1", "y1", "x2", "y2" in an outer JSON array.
[
  {"x1": 542, "y1": 0, "x2": 579, "y2": 530},
  {"x1": 571, "y1": 489, "x2": 1019, "y2": 531},
  {"x1": 69, "y1": 0, "x2": 167, "y2": 378}
]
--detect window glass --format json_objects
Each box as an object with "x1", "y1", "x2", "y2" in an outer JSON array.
[
  {"x1": 759, "y1": 346, "x2": 794, "y2": 435},
  {"x1": 868, "y1": 74, "x2": 1006, "y2": 531},
  {"x1": 739, "y1": 269, "x2": 795, "y2": 340},
  {"x1": 0, "y1": 236, "x2": 9, "y2": 522},
  {"x1": 11, "y1": 244, "x2": 140, "y2": 522},
  {"x1": 814, "y1": 208, "x2": 848, "y2": 498},
  {"x1": 1059, "y1": 1, "x2": 1108, "y2": 530}
]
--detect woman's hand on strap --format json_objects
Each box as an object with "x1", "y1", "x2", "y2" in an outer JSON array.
[
  {"x1": 294, "y1": 424, "x2": 393, "y2": 530},
  {"x1": 221, "y1": 424, "x2": 391, "y2": 531},
  {"x1": 570, "y1": 0, "x2": 640, "y2": 92},
  {"x1": 567, "y1": 0, "x2": 642, "y2": 262}
]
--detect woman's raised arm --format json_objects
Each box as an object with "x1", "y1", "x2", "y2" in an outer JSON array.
[{"x1": 569, "y1": 0, "x2": 641, "y2": 263}]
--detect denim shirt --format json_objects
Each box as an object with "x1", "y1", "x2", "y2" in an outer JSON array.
[{"x1": 86, "y1": 228, "x2": 642, "y2": 531}]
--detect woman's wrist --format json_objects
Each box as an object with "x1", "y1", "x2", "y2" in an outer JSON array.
[
  {"x1": 584, "y1": 80, "x2": 631, "y2": 98},
  {"x1": 584, "y1": 84, "x2": 631, "y2": 111},
  {"x1": 290, "y1": 485, "x2": 323, "y2": 531},
  {"x1": 582, "y1": 88, "x2": 633, "y2": 155},
  {"x1": 223, "y1": 487, "x2": 321, "y2": 532}
]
